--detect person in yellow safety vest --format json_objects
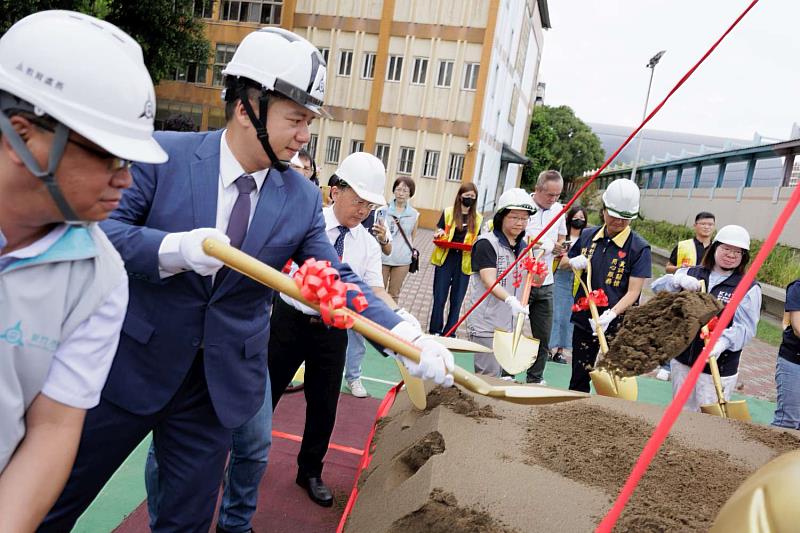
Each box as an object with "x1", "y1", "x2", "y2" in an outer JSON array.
[
  {"x1": 657, "y1": 211, "x2": 716, "y2": 381},
  {"x1": 429, "y1": 183, "x2": 483, "y2": 336}
]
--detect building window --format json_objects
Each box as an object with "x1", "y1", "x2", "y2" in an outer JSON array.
[
  {"x1": 319, "y1": 48, "x2": 330, "y2": 65},
  {"x1": 411, "y1": 57, "x2": 428, "y2": 85},
  {"x1": 154, "y1": 100, "x2": 203, "y2": 131},
  {"x1": 463, "y1": 63, "x2": 479, "y2": 90},
  {"x1": 326, "y1": 137, "x2": 341, "y2": 164},
  {"x1": 207, "y1": 106, "x2": 226, "y2": 131},
  {"x1": 221, "y1": 0, "x2": 283, "y2": 24},
  {"x1": 422, "y1": 150, "x2": 440, "y2": 178},
  {"x1": 212, "y1": 43, "x2": 237, "y2": 87},
  {"x1": 174, "y1": 62, "x2": 207, "y2": 84},
  {"x1": 386, "y1": 55, "x2": 403, "y2": 82},
  {"x1": 307, "y1": 134, "x2": 318, "y2": 160},
  {"x1": 193, "y1": 0, "x2": 214, "y2": 18},
  {"x1": 338, "y1": 50, "x2": 353, "y2": 77},
  {"x1": 350, "y1": 139, "x2": 365, "y2": 154},
  {"x1": 447, "y1": 153, "x2": 465, "y2": 181},
  {"x1": 361, "y1": 52, "x2": 376, "y2": 79},
  {"x1": 398, "y1": 147, "x2": 415, "y2": 175},
  {"x1": 436, "y1": 60, "x2": 454, "y2": 88},
  {"x1": 508, "y1": 87, "x2": 519, "y2": 126},
  {"x1": 375, "y1": 143, "x2": 390, "y2": 168}
]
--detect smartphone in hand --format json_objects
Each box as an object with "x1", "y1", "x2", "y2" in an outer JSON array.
[{"x1": 372, "y1": 206, "x2": 387, "y2": 234}]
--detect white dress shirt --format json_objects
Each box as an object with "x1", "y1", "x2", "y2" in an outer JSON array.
[
  {"x1": 0, "y1": 225, "x2": 129, "y2": 409},
  {"x1": 525, "y1": 201, "x2": 567, "y2": 286},
  {"x1": 282, "y1": 206, "x2": 383, "y2": 315},
  {"x1": 158, "y1": 129, "x2": 270, "y2": 278}
]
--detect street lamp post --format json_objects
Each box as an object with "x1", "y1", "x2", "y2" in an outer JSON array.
[{"x1": 630, "y1": 50, "x2": 666, "y2": 182}]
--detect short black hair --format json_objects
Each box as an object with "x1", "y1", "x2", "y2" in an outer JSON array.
[
  {"x1": 695, "y1": 211, "x2": 715, "y2": 223},
  {"x1": 223, "y1": 78, "x2": 291, "y2": 122},
  {"x1": 163, "y1": 113, "x2": 196, "y2": 132}
]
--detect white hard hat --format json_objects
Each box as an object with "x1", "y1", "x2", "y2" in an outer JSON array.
[
  {"x1": 0, "y1": 10, "x2": 166, "y2": 164},
  {"x1": 602, "y1": 179, "x2": 640, "y2": 220},
  {"x1": 222, "y1": 27, "x2": 327, "y2": 117},
  {"x1": 714, "y1": 225, "x2": 750, "y2": 250},
  {"x1": 497, "y1": 188, "x2": 536, "y2": 213},
  {"x1": 334, "y1": 152, "x2": 387, "y2": 206}
]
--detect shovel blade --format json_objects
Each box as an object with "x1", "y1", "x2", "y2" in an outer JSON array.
[
  {"x1": 493, "y1": 330, "x2": 539, "y2": 375},
  {"x1": 701, "y1": 400, "x2": 751, "y2": 421},
  {"x1": 426, "y1": 335, "x2": 493, "y2": 353},
  {"x1": 489, "y1": 384, "x2": 589, "y2": 405},
  {"x1": 395, "y1": 360, "x2": 427, "y2": 410},
  {"x1": 590, "y1": 369, "x2": 638, "y2": 401}
]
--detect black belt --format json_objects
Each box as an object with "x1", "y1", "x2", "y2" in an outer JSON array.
[{"x1": 276, "y1": 297, "x2": 326, "y2": 326}]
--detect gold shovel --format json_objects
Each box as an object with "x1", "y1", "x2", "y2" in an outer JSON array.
[
  {"x1": 699, "y1": 325, "x2": 751, "y2": 421},
  {"x1": 202, "y1": 239, "x2": 588, "y2": 406},
  {"x1": 577, "y1": 262, "x2": 638, "y2": 401},
  {"x1": 493, "y1": 249, "x2": 542, "y2": 375}
]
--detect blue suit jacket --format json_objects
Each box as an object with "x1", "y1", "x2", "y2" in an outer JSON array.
[{"x1": 100, "y1": 130, "x2": 400, "y2": 428}]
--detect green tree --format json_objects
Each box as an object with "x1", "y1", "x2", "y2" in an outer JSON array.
[
  {"x1": 522, "y1": 105, "x2": 605, "y2": 190},
  {"x1": 0, "y1": 0, "x2": 209, "y2": 84}
]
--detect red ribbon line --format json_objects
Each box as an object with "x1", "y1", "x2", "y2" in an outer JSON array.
[{"x1": 293, "y1": 258, "x2": 368, "y2": 328}]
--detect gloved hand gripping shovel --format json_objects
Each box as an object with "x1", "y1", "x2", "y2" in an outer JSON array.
[{"x1": 202, "y1": 239, "x2": 588, "y2": 406}]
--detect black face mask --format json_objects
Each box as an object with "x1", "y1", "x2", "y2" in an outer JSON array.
[
  {"x1": 570, "y1": 219, "x2": 587, "y2": 229},
  {"x1": 461, "y1": 197, "x2": 475, "y2": 208}
]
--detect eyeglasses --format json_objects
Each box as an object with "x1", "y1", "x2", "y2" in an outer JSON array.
[
  {"x1": 35, "y1": 121, "x2": 132, "y2": 172},
  {"x1": 506, "y1": 216, "x2": 530, "y2": 224},
  {"x1": 718, "y1": 244, "x2": 743, "y2": 257},
  {"x1": 347, "y1": 195, "x2": 379, "y2": 211}
]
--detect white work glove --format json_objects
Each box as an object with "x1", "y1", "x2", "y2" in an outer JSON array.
[
  {"x1": 504, "y1": 295, "x2": 530, "y2": 316},
  {"x1": 568, "y1": 255, "x2": 589, "y2": 271},
  {"x1": 389, "y1": 321, "x2": 455, "y2": 387},
  {"x1": 179, "y1": 228, "x2": 230, "y2": 276},
  {"x1": 709, "y1": 337, "x2": 730, "y2": 359},
  {"x1": 671, "y1": 271, "x2": 701, "y2": 292},
  {"x1": 533, "y1": 237, "x2": 555, "y2": 254},
  {"x1": 395, "y1": 308, "x2": 421, "y2": 330},
  {"x1": 589, "y1": 309, "x2": 618, "y2": 335}
]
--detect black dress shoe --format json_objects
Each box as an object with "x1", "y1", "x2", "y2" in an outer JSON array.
[
  {"x1": 296, "y1": 472, "x2": 333, "y2": 507},
  {"x1": 216, "y1": 525, "x2": 253, "y2": 533},
  {"x1": 551, "y1": 351, "x2": 568, "y2": 364}
]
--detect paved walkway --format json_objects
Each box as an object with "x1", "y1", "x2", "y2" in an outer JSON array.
[{"x1": 396, "y1": 228, "x2": 778, "y2": 402}]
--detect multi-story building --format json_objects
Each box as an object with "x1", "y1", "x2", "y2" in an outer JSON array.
[{"x1": 155, "y1": 0, "x2": 550, "y2": 225}]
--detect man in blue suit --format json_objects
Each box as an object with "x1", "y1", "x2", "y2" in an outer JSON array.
[{"x1": 41, "y1": 28, "x2": 455, "y2": 532}]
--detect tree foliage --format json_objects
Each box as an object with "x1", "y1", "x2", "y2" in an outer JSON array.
[
  {"x1": 522, "y1": 105, "x2": 605, "y2": 190},
  {"x1": 0, "y1": 0, "x2": 209, "y2": 84}
]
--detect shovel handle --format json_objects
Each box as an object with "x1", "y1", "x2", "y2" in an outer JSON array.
[{"x1": 201, "y1": 239, "x2": 482, "y2": 390}]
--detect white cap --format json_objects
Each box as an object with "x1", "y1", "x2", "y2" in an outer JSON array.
[
  {"x1": 334, "y1": 152, "x2": 387, "y2": 206},
  {"x1": 714, "y1": 225, "x2": 750, "y2": 250},
  {"x1": 497, "y1": 188, "x2": 536, "y2": 213},
  {"x1": 0, "y1": 10, "x2": 166, "y2": 163},
  {"x1": 602, "y1": 179, "x2": 640, "y2": 220}
]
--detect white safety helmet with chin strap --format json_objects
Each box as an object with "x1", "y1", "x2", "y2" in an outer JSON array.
[
  {"x1": 221, "y1": 27, "x2": 328, "y2": 172},
  {"x1": 497, "y1": 188, "x2": 537, "y2": 214},
  {"x1": 0, "y1": 10, "x2": 167, "y2": 223},
  {"x1": 333, "y1": 152, "x2": 387, "y2": 207},
  {"x1": 602, "y1": 178, "x2": 640, "y2": 220},
  {"x1": 713, "y1": 224, "x2": 750, "y2": 251}
]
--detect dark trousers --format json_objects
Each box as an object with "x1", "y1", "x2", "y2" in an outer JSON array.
[
  {"x1": 526, "y1": 284, "x2": 553, "y2": 383},
  {"x1": 40, "y1": 354, "x2": 232, "y2": 533},
  {"x1": 429, "y1": 251, "x2": 469, "y2": 337},
  {"x1": 568, "y1": 319, "x2": 622, "y2": 392},
  {"x1": 268, "y1": 297, "x2": 348, "y2": 477}
]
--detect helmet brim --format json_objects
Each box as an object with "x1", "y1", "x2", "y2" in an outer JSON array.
[
  {"x1": 82, "y1": 125, "x2": 169, "y2": 164},
  {"x1": 605, "y1": 207, "x2": 638, "y2": 220}
]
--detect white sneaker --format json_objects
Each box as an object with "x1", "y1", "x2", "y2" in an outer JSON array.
[
  {"x1": 347, "y1": 379, "x2": 368, "y2": 398},
  {"x1": 656, "y1": 368, "x2": 671, "y2": 381}
]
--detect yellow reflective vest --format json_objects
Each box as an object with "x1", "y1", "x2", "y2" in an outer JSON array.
[
  {"x1": 430, "y1": 207, "x2": 483, "y2": 275},
  {"x1": 676, "y1": 238, "x2": 698, "y2": 268}
]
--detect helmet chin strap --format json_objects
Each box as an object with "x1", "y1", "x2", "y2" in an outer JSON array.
[
  {"x1": 0, "y1": 108, "x2": 83, "y2": 224},
  {"x1": 237, "y1": 84, "x2": 288, "y2": 173}
]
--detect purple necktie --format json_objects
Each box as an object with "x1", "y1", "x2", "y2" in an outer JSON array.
[
  {"x1": 215, "y1": 174, "x2": 256, "y2": 287},
  {"x1": 226, "y1": 174, "x2": 257, "y2": 249}
]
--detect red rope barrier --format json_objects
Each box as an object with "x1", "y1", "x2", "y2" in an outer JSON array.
[
  {"x1": 597, "y1": 179, "x2": 799, "y2": 532},
  {"x1": 336, "y1": 382, "x2": 403, "y2": 533},
  {"x1": 444, "y1": 0, "x2": 761, "y2": 339}
]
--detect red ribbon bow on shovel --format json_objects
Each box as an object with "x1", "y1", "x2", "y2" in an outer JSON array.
[
  {"x1": 513, "y1": 256, "x2": 549, "y2": 289},
  {"x1": 699, "y1": 316, "x2": 720, "y2": 340},
  {"x1": 571, "y1": 289, "x2": 609, "y2": 312},
  {"x1": 293, "y1": 259, "x2": 369, "y2": 328}
]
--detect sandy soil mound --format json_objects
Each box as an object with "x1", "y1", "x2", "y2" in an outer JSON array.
[
  {"x1": 600, "y1": 292, "x2": 722, "y2": 377},
  {"x1": 346, "y1": 384, "x2": 799, "y2": 532}
]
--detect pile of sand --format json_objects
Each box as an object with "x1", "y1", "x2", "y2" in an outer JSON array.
[
  {"x1": 346, "y1": 384, "x2": 798, "y2": 532},
  {"x1": 600, "y1": 292, "x2": 722, "y2": 377}
]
